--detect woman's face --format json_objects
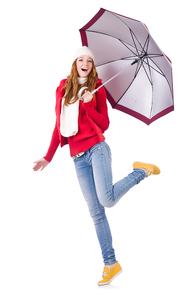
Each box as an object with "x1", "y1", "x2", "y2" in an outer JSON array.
[{"x1": 76, "y1": 55, "x2": 93, "y2": 78}]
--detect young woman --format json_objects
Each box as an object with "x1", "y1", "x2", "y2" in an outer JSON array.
[{"x1": 33, "y1": 46, "x2": 160, "y2": 286}]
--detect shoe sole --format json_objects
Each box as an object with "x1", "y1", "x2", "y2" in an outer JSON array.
[{"x1": 97, "y1": 269, "x2": 123, "y2": 286}]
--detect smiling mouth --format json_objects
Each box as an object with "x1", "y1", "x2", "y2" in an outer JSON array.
[{"x1": 81, "y1": 68, "x2": 88, "y2": 72}]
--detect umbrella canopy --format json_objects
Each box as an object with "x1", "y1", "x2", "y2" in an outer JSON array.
[{"x1": 79, "y1": 8, "x2": 174, "y2": 125}]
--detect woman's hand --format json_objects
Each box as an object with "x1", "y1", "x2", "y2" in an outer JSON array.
[
  {"x1": 82, "y1": 90, "x2": 93, "y2": 103},
  {"x1": 33, "y1": 158, "x2": 49, "y2": 171}
]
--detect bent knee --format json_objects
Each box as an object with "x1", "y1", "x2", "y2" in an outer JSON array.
[
  {"x1": 99, "y1": 200, "x2": 114, "y2": 208},
  {"x1": 97, "y1": 191, "x2": 115, "y2": 208}
]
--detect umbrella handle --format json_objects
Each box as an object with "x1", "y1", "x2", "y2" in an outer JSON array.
[
  {"x1": 78, "y1": 63, "x2": 132, "y2": 101},
  {"x1": 78, "y1": 86, "x2": 97, "y2": 101}
]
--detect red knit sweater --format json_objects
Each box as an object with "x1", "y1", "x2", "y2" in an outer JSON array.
[{"x1": 44, "y1": 79, "x2": 109, "y2": 161}]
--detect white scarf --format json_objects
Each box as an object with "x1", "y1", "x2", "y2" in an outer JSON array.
[{"x1": 60, "y1": 77, "x2": 87, "y2": 137}]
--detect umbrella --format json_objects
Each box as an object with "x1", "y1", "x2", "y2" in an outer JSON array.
[{"x1": 79, "y1": 8, "x2": 174, "y2": 125}]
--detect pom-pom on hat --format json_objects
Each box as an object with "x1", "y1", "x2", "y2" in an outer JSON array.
[{"x1": 72, "y1": 46, "x2": 95, "y2": 63}]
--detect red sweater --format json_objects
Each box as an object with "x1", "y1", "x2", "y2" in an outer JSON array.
[{"x1": 44, "y1": 79, "x2": 109, "y2": 162}]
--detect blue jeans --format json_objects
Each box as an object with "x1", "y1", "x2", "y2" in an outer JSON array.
[{"x1": 74, "y1": 141, "x2": 146, "y2": 265}]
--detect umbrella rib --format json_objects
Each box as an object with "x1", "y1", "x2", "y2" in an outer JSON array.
[
  {"x1": 143, "y1": 57, "x2": 154, "y2": 121},
  {"x1": 142, "y1": 57, "x2": 173, "y2": 97},
  {"x1": 119, "y1": 40, "x2": 141, "y2": 59},
  {"x1": 96, "y1": 58, "x2": 132, "y2": 68},
  {"x1": 141, "y1": 60, "x2": 153, "y2": 86},
  {"x1": 134, "y1": 60, "x2": 143, "y2": 78},
  {"x1": 142, "y1": 59, "x2": 164, "y2": 75},
  {"x1": 129, "y1": 30, "x2": 140, "y2": 56},
  {"x1": 111, "y1": 12, "x2": 147, "y2": 55},
  {"x1": 143, "y1": 34, "x2": 150, "y2": 51},
  {"x1": 143, "y1": 57, "x2": 173, "y2": 95}
]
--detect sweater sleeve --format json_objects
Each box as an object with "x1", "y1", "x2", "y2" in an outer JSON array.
[
  {"x1": 43, "y1": 122, "x2": 60, "y2": 162},
  {"x1": 82, "y1": 85, "x2": 109, "y2": 132}
]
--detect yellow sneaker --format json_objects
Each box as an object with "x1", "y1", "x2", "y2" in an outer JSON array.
[
  {"x1": 98, "y1": 262, "x2": 122, "y2": 286},
  {"x1": 133, "y1": 161, "x2": 161, "y2": 177}
]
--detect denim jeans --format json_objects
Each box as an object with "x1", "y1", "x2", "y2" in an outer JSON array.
[{"x1": 74, "y1": 141, "x2": 146, "y2": 265}]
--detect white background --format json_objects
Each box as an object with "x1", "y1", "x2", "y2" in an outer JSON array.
[{"x1": 0, "y1": 0, "x2": 195, "y2": 295}]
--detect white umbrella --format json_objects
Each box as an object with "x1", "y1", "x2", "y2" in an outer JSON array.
[{"x1": 79, "y1": 8, "x2": 174, "y2": 125}]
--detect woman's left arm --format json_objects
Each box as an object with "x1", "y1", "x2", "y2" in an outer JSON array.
[{"x1": 83, "y1": 85, "x2": 109, "y2": 132}]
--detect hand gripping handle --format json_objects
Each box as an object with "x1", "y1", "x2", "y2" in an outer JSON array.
[{"x1": 78, "y1": 86, "x2": 97, "y2": 101}]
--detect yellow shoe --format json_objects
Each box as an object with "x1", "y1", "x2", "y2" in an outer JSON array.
[
  {"x1": 133, "y1": 161, "x2": 161, "y2": 177},
  {"x1": 98, "y1": 262, "x2": 122, "y2": 286}
]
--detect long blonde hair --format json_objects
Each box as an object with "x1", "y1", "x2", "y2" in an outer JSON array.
[{"x1": 62, "y1": 59, "x2": 99, "y2": 106}]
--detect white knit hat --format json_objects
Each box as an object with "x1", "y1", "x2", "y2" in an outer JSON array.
[{"x1": 72, "y1": 46, "x2": 95, "y2": 63}]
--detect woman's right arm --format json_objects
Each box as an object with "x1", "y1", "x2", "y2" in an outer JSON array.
[{"x1": 33, "y1": 79, "x2": 66, "y2": 171}]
